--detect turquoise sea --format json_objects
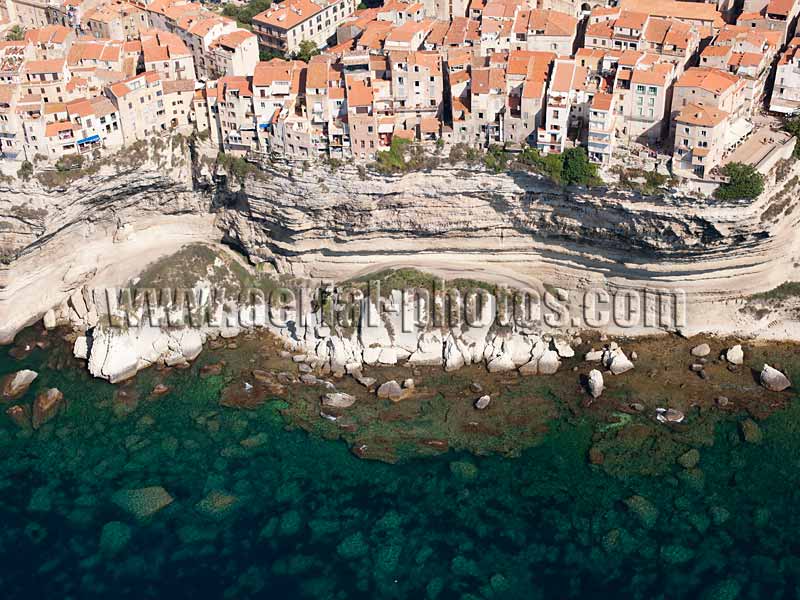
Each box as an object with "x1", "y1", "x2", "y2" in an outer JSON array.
[{"x1": 2, "y1": 331, "x2": 800, "y2": 600}]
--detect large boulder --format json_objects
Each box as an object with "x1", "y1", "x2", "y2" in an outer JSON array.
[
  {"x1": 377, "y1": 380, "x2": 408, "y2": 402},
  {"x1": 321, "y1": 392, "x2": 356, "y2": 408},
  {"x1": 690, "y1": 343, "x2": 711, "y2": 357},
  {"x1": 587, "y1": 369, "x2": 604, "y2": 399},
  {"x1": 725, "y1": 345, "x2": 744, "y2": 366},
  {"x1": 537, "y1": 350, "x2": 561, "y2": 375},
  {"x1": 32, "y1": 388, "x2": 65, "y2": 429},
  {"x1": 760, "y1": 364, "x2": 790, "y2": 392},
  {"x1": 87, "y1": 329, "x2": 140, "y2": 383},
  {"x1": 1, "y1": 370, "x2": 38, "y2": 400}
]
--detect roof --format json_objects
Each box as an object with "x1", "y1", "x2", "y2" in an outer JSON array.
[
  {"x1": 24, "y1": 59, "x2": 66, "y2": 74},
  {"x1": 676, "y1": 101, "x2": 728, "y2": 126},
  {"x1": 471, "y1": 66, "x2": 505, "y2": 95},
  {"x1": 24, "y1": 25, "x2": 71, "y2": 45},
  {"x1": 44, "y1": 120, "x2": 77, "y2": 137},
  {"x1": 767, "y1": 0, "x2": 794, "y2": 17},
  {"x1": 212, "y1": 29, "x2": 255, "y2": 51},
  {"x1": 346, "y1": 79, "x2": 373, "y2": 107},
  {"x1": 619, "y1": 0, "x2": 724, "y2": 28},
  {"x1": 675, "y1": 67, "x2": 740, "y2": 93},
  {"x1": 525, "y1": 9, "x2": 578, "y2": 37},
  {"x1": 253, "y1": 0, "x2": 325, "y2": 31}
]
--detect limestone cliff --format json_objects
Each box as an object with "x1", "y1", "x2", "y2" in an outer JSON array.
[{"x1": 2, "y1": 137, "x2": 800, "y2": 344}]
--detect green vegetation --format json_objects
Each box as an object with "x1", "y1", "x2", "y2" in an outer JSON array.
[
  {"x1": 259, "y1": 48, "x2": 284, "y2": 62},
  {"x1": 517, "y1": 145, "x2": 600, "y2": 186},
  {"x1": 612, "y1": 166, "x2": 671, "y2": 195},
  {"x1": 373, "y1": 137, "x2": 438, "y2": 175},
  {"x1": 714, "y1": 162, "x2": 765, "y2": 200},
  {"x1": 16, "y1": 160, "x2": 33, "y2": 181},
  {"x1": 749, "y1": 281, "x2": 800, "y2": 302},
  {"x1": 221, "y1": 0, "x2": 270, "y2": 28},
  {"x1": 217, "y1": 151, "x2": 258, "y2": 182},
  {"x1": 561, "y1": 147, "x2": 600, "y2": 186},
  {"x1": 292, "y1": 40, "x2": 320, "y2": 63},
  {"x1": 783, "y1": 116, "x2": 800, "y2": 159},
  {"x1": 55, "y1": 153, "x2": 84, "y2": 172},
  {"x1": 5, "y1": 25, "x2": 24, "y2": 41},
  {"x1": 447, "y1": 142, "x2": 483, "y2": 164}
]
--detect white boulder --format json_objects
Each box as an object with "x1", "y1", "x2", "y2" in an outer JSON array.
[
  {"x1": 760, "y1": 364, "x2": 791, "y2": 392},
  {"x1": 587, "y1": 369, "x2": 604, "y2": 398}
]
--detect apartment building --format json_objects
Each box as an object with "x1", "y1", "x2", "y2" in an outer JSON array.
[
  {"x1": 771, "y1": 36, "x2": 800, "y2": 114},
  {"x1": 83, "y1": 0, "x2": 150, "y2": 40},
  {"x1": 587, "y1": 92, "x2": 617, "y2": 164},
  {"x1": 141, "y1": 30, "x2": 195, "y2": 80},
  {"x1": 207, "y1": 29, "x2": 259, "y2": 79},
  {"x1": 672, "y1": 101, "x2": 729, "y2": 178},
  {"x1": 738, "y1": 0, "x2": 800, "y2": 45},
  {"x1": 0, "y1": 84, "x2": 22, "y2": 158},
  {"x1": 24, "y1": 25, "x2": 75, "y2": 59},
  {"x1": 510, "y1": 9, "x2": 578, "y2": 55},
  {"x1": 618, "y1": 60, "x2": 676, "y2": 144},
  {"x1": 105, "y1": 70, "x2": 168, "y2": 142},
  {"x1": 503, "y1": 50, "x2": 553, "y2": 145},
  {"x1": 671, "y1": 67, "x2": 749, "y2": 126},
  {"x1": 537, "y1": 58, "x2": 590, "y2": 154},
  {"x1": 388, "y1": 50, "x2": 443, "y2": 129},
  {"x1": 252, "y1": 0, "x2": 357, "y2": 55},
  {"x1": 22, "y1": 58, "x2": 70, "y2": 103},
  {"x1": 216, "y1": 75, "x2": 256, "y2": 154}
]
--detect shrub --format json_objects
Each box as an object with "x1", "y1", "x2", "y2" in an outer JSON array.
[
  {"x1": 374, "y1": 137, "x2": 411, "y2": 174},
  {"x1": 217, "y1": 151, "x2": 256, "y2": 182},
  {"x1": 55, "y1": 154, "x2": 83, "y2": 172},
  {"x1": 715, "y1": 162, "x2": 764, "y2": 200},
  {"x1": 561, "y1": 147, "x2": 599, "y2": 186},
  {"x1": 17, "y1": 161, "x2": 33, "y2": 181},
  {"x1": 483, "y1": 145, "x2": 509, "y2": 173},
  {"x1": 783, "y1": 117, "x2": 800, "y2": 158}
]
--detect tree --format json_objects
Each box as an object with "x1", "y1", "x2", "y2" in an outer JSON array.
[
  {"x1": 294, "y1": 40, "x2": 320, "y2": 63},
  {"x1": 17, "y1": 160, "x2": 33, "y2": 181},
  {"x1": 784, "y1": 116, "x2": 800, "y2": 158},
  {"x1": 6, "y1": 25, "x2": 24, "y2": 41},
  {"x1": 221, "y1": 0, "x2": 270, "y2": 27},
  {"x1": 562, "y1": 147, "x2": 598, "y2": 186},
  {"x1": 715, "y1": 162, "x2": 764, "y2": 200}
]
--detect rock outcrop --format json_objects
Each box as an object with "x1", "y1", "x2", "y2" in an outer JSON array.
[
  {"x1": 1, "y1": 369, "x2": 37, "y2": 400},
  {"x1": 760, "y1": 364, "x2": 791, "y2": 392}
]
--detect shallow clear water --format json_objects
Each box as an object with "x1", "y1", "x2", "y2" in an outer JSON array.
[{"x1": 2, "y1": 336, "x2": 800, "y2": 600}]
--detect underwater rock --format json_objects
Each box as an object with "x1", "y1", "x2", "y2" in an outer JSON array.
[
  {"x1": 624, "y1": 495, "x2": 659, "y2": 529},
  {"x1": 196, "y1": 490, "x2": 239, "y2": 519},
  {"x1": 691, "y1": 343, "x2": 711, "y2": 357},
  {"x1": 112, "y1": 486, "x2": 174, "y2": 519},
  {"x1": 474, "y1": 395, "x2": 491, "y2": 410},
  {"x1": 5, "y1": 404, "x2": 30, "y2": 429},
  {"x1": 677, "y1": 448, "x2": 700, "y2": 469},
  {"x1": 1, "y1": 369, "x2": 38, "y2": 400},
  {"x1": 470, "y1": 382, "x2": 483, "y2": 393},
  {"x1": 725, "y1": 345, "x2": 744, "y2": 365},
  {"x1": 151, "y1": 384, "x2": 170, "y2": 397},
  {"x1": 660, "y1": 544, "x2": 695, "y2": 565},
  {"x1": 760, "y1": 364, "x2": 790, "y2": 392},
  {"x1": 656, "y1": 408, "x2": 685, "y2": 424},
  {"x1": 740, "y1": 418, "x2": 763, "y2": 444},
  {"x1": 200, "y1": 362, "x2": 224, "y2": 377},
  {"x1": 699, "y1": 579, "x2": 741, "y2": 600},
  {"x1": 588, "y1": 447, "x2": 604, "y2": 465},
  {"x1": 32, "y1": 388, "x2": 64, "y2": 429},
  {"x1": 587, "y1": 369, "x2": 604, "y2": 399},
  {"x1": 321, "y1": 392, "x2": 355, "y2": 409},
  {"x1": 99, "y1": 521, "x2": 132, "y2": 557},
  {"x1": 715, "y1": 396, "x2": 730, "y2": 407},
  {"x1": 449, "y1": 460, "x2": 479, "y2": 481}
]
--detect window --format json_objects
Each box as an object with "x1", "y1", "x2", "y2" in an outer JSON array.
[
  {"x1": 636, "y1": 85, "x2": 645, "y2": 93},
  {"x1": 648, "y1": 86, "x2": 657, "y2": 95}
]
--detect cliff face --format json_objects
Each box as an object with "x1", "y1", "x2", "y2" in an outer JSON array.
[
  {"x1": 219, "y1": 160, "x2": 800, "y2": 297},
  {"x1": 2, "y1": 141, "x2": 800, "y2": 344},
  {"x1": 0, "y1": 140, "x2": 216, "y2": 343}
]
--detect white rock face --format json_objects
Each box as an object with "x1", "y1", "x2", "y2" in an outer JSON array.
[
  {"x1": 1, "y1": 369, "x2": 38, "y2": 399},
  {"x1": 73, "y1": 336, "x2": 89, "y2": 360},
  {"x1": 585, "y1": 349, "x2": 603, "y2": 361},
  {"x1": 444, "y1": 334, "x2": 466, "y2": 372},
  {"x1": 726, "y1": 345, "x2": 744, "y2": 365},
  {"x1": 537, "y1": 350, "x2": 561, "y2": 375},
  {"x1": 587, "y1": 369, "x2": 604, "y2": 398},
  {"x1": 760, "y1": 364, "x2": 791, "y2": 392},
  {"x1": 553, "y1": 339, "x2": 574, "y2": 358},
  {"x1": 475, "y1": 395, "x2": 491, "y2": 410},
  {"x1": 87, "y1": 328, "x2": 140, "y2": 384},
  {"x1": 609, "y1": 352, "x2": 634, "y2": 375},
  {"x1": 487, "y1": 353, "x2": 515, "y2": 373},
  {"x1": 43, "y1": 309, "x2": 57, "y2": 330}
]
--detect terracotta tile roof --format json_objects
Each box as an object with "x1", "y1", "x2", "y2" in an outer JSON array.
[
  {"x1": 24, "y1": 58, "x2": 66, "y2": 74},
  {"x1": 24, "y1": 25, "x2": 71, "y2": 45},
  {"x1": 346, "y1": 78, "x2": 373, "y2": 107},
  {"x1": 211, "y1": 29, "x2": 255, "y2": 50},
  {"x1": 619, "y1": 0, "x2": 724, "y2": 28},
  {"x1": 420, "y1": 116, "x2": 439, "y2": 133},
  {"x1": 675, "y1": 66, "x2": 740, "y2": 93},
  {"x1": 44, "y1": 120, "x2": 76, "y2": 137},
  {"x1": 253, "y1": 0, "x2": 324, "y2": 31},
  {"x1": 676, "y1": 101, "x2": 728, "y2": 126},
  {"x1": 767, "y1": 0, "x2": 795, "y2": 16},
  {"x1": 591, "y1": 92, "x2": 613, "y2": 110},
  {"x1": 614, "y1": 10, "x2": 648, "y2": 30},
  {"x1": 526, "y1": 9, "x2": 577, "y2": 36}
]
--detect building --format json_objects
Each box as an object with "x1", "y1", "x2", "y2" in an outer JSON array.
[
  {"x1": 511, "y1": 9, "x2": 579, "y2": 56},
  {"x1": 587, "y1": 91, "x2": 617, "y2": 164},
  {"x1": 252, "y1": 0, "x2": 356, "y2": 55},
  {"x1": 141, "y1": 30, "x2": 196, "y2": 80},
  {"x1": 208, "y1": 29, "x2": 259, "y2": 79},
  {"x1": 772, "y1": 36, "x2": 800, "y2": 113},
  {"x1": 105, "y1": 70, "x2": 168, "y2": 142},
  {"x1": 672, "y1": 101, "x2": 730, "y2": 178}
]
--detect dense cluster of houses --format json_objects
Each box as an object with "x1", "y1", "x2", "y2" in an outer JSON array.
[{"x1": 0, "y1": 0, "x2": 799, "y2": 183}]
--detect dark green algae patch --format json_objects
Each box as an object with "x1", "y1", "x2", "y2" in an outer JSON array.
[{"x1": 2, "y1": 328, "x2": 800, "y2": 598}]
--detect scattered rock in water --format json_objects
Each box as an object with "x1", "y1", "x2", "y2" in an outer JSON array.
[
  {"x1": 8, "y1": 343, "x2": 34, "y2": 360},
  {"x1": 321, "y1": 392, "x2": 355, "y2": 409},
  {"x1": 200, "y1": 362, "x2": 224, "y2": 377},
  {"x1": 630, "y1": 402, "x2": 645, "y2": 412},
  {"x1": 474, "y1": 395, "x2": 491, "y2": 410},
  {"x1": 608, "y1": 351, "x2": 634, "y2": 375},
  {"x1": 740, "y1": 418, "x2": 763, "y2": 444},
  {"x1": 715, "y1": 396, "x2": 730, "y2": 407},
  {"x1": 677, "y1": 448, "x2": 700, "y2": 469},
  {"x1": 656, "y1": 408, "x2": 685, "y2": 424},
  {"x1": 698, "y1": 370, "x2": 708, "y2": 380},
  {"x1": 760, "y1": 364, "x2": 791, "y2": 392},
  {"x1": 99, "y1": 521, "x2": 132, "y2": 557},
  {"x1": 6, "y1": 404, "x2": 30, "y2": 429},
  {"x1": 449, "y1": 460, "x2": 479, "y2": 481},
  {"x1": 1, "y1": 370, "x2": 38, "y2": 401},
  {"x1": 584, "y1": 349, "x2": 603, "y2": 361},
  {"x1": 624, "y1": 495, "x2": 659, "y2": 529},
  {"x1": 725, "y1": 344, "x2": 744, "y2": 366},
  {"x1": 299, "y1": 374, "x2": 318, "y2": 385},
  {"x1": 690, "y1": 364, "x2": 704, "y2": 372},
  {"x1": 151, "y1": 384, "x2": 170, "y2": 398},
  {"x1": 588, "y1": 447, "x2": 604, "y2": 465},
  {"x1": 292, "y1": 355, "x2": 307, "y2": 363},
  {"x1": 297, "y1": 363, "x2": 313, "y2": 374},
  {"x1": 32, "y1": 388, "x2": 65, "y2": 430},
  {"x1": 377, "y1": 380, "x2": 408, "y2": 402},
  {"x1": 73, "y1": 336, "x2": 88, "y2": 360},
  {"x1": 470, "y1": 382, "x2": 483, "y2": 393},
  {"x1": 276, "y1": 372, "x2": 296, "y2": 385},
  {"x1": 402, "y1": 378, "x2": 415, "y2": 389},
  {"x1": 196, "y1": 490, "x2": 239, "y2": 519},
  {"x1": 587, "y1": 369, "x2": 604, "y2": 399},
  {"x1": 630, "y1": 351, "x2": 638, "y2": 361},
  {"x1": 112, "y1": 486, "x2": 174, "y2": 519},
  {"x1": 691, "y1": 343, "x2": 711, "y2": 357},
  {"x1": 220, "y1": 384, "x2": 264, "y2": 410}
]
